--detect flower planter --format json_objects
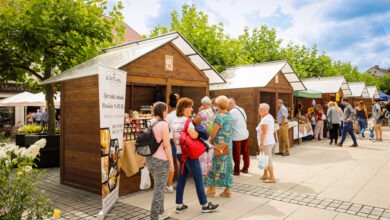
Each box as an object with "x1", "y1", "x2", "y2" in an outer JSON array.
[{"x1": 15, "y1": 133, "x2": 60, "y2": 168}]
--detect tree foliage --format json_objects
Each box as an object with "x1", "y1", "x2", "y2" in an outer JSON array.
[
  {"x1": 0, "y1": 0, "x2": 125, "y2": 134},
  {"x1": 148, "y1": 4, "x2": 385, "y2": 91}
]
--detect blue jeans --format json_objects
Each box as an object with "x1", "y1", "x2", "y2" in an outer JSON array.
[
  {"x1": 176, "y1": 154, "x2": 207, "y2": 206},
  {"x1": 340, "y1": 121, "x2": 357, "y2": 145},
  {"x1": 357, "y1": 118, "x2": 367, "y2": 138},
  {"x1": 369, "y1": 128, "x2": 374, "y2": 138}
]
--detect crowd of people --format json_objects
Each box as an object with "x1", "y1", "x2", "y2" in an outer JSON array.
[
  {"x1": 304, "y1": 98, "x2": 389, "y2": 147},
  {"x1": 144, "y1": 94, "x2": 389, "y2": 220},
  {"x1": 144, "y1": 94, "x2": 280, "y2": 220}
]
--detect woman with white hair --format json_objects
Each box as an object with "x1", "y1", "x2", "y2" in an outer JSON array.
[
  {"x1": 256, "y1": 103, "x2": 276, "y2": 183},
  {"x1": 194, "y1": 96, "x2": 215, "y2": 176}
]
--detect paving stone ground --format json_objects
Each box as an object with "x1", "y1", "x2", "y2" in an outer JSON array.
[{"x1": 37, "y1": 127, "x2": 390, "y2": 219}]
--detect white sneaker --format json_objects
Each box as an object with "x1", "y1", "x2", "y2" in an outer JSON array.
[
  {"x1": 159, "y1": 212, "x2": 169, "y2": 220},
  {"x1": 165, "y1": 185, "x2": 174, "y2": 193}
]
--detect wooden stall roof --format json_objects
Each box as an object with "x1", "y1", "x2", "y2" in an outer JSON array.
[
  {"x1": 210, "y1": 60, "x2": 306, "y2": 91},
  {"x1": 40, "y1": 32, "x2": 224, "y2": 85},
  {"x1": 301, "y1": 76, "x2": 352, "y2": 96},
  {"x1": 346, "y1": 82, "x2": 370, "y2": 98},
  {"x1": 366, "y1": 86, "x2": 380, "y2": 99}
]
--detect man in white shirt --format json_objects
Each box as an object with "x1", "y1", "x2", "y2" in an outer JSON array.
[{"x1": 228, "y1": 98, "x2": 249, "y2": 175}]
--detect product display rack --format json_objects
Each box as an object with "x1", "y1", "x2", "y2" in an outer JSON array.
[{"x1": 123, "y1": 118, "x2": 151, "y2": 141}]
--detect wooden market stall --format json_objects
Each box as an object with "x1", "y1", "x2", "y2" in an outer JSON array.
[
  {"x1": 346, "y1": 82, "x2": 371, "y2": 112},
  {"x1": 301, "y1": 76, "x2": 352, "y2": 115},
  {"x1": 210, "y1": 60, "x2": 306, "y2": 155},
  {"x1": 366, "y1": 86, "x2": 380, "y2": 112},
  {"x1": 40, "y1": 32, "x2": 224, "y2": 195}
]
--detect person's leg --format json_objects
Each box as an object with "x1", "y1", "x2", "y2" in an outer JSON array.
[
  {"x1": 334, "y1": 124, "x2": 339, "y2": 143},
  {"x1": 147, "y1": 157, "x2": 169, "y2": 219},
  {"x1": 339, "y1": 122, "x2": 349, "y2": 145},
  {"x1": 241, "y1": 139, "x2": 250, "y2": 172},
  {"x1": 314, "y1": 123, "x2": 320, "y2": 140},
  {"x1": 375, "y1": 124, "x2": 379, "y2": 140},
  {"x1": 176, "y1": 155, "x2": 189, "y2": 205},
  {"x1": 378, "y1": 124, "x2": 383, "y2": 140},
  {"x1": 360, "y1": 119, "x2": 367, "y2": 138},
  {"x1": 186, "y1": 158, "x2": 208, "y2": 205},
  {"x1": 278, "y1": 130, "x2": 284, "y2": 153},
  {"x1": 232, "y1": 141, "x2": 241, "y2": 174},
  {"x1": 329, "y1": 126, "x2": 334, "y2": 143},
  {"x1": 281, "y1": 125, "x2": 289, "y2": 154},
  {"x1": 369, "y1": 128, "x2": 374, "y2": 139},
  {"x1": 347, "y1": 123, "x2": 358, "y2": 145},
  {"x1": 318, "y1": 121, "x2": 324, "y2": 140},
  {"x1": 264, "y1": 144, "x2": 275, "y2": 180}
]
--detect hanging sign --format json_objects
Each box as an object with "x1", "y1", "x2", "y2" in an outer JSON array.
[
  {"x1": 336, "y1": 92, "x2": 340, "y2": 101},
  {"x1": 165, "y1": 55, "x2": 173, "y2": 71},
  {"x1": 97, "y1": 65, "x2": 127, "y2": 219}
]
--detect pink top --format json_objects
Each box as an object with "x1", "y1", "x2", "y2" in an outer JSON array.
[{"x1": 151, "y1": 118, "x2": 169, "y2": 160}]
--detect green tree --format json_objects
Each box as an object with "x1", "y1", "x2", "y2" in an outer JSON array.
[
  {"x1": 0, "y1": 0, "x2": 125, "y2": 135},
  {"x1": 237, "y1": 26, "x2": 282, "y2": 64},
  {"x1": 379, "y1": 74, "x2": 390, "y2": 94},
  {"x1": 148, "y1": 4, "x2": 236, "y2": 72}
]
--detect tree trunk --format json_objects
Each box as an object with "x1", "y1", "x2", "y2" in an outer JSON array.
[{"x1": 43, "y1": 68, "x2": 56, "y2": 135}]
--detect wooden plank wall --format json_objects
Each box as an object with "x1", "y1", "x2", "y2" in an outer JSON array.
[
  {"x1": 210, "y1": 72, "x2": 294, "y2": 155},
  {"x1": 61, "y1": 76, "x2": 100, "y2": 194}
]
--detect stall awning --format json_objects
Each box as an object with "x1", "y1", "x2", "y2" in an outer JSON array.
[
  {"x1": 294, "y1": 90, "x2": 322, "y2": 98},
  {"x1": 366, "y1": 86, "x2": 380, "y2": 99},
  {"x1": 209, "y1": 60, "x2": 306, "y2": 91},
  {"x1": 346, "y1": 82, "x2": 370, "y2": 98},
  {"x1": 41, "y1": 32, "x2": 224, "y2": 85},
  {"x1": 301, "y1": 76, "x2": 352, "y2": 96},
  {"x1": 378, "y1": 92, "x2": 390, "y2": 101}
]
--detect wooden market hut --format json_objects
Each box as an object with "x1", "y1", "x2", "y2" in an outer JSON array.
[
  {"x1": 40, "y1": 32, "x2": 224, "y2": 195},
  {"x1": 301, "y1": 76, "x2": 352, "y2": 114},
  {"x1": 346, "y1": 82, "x2": 371, "y2": 111},
  {"x1": 366, "y1": 86, "x2": 380, "y2": 112},
  {"x1": 210, "y1": 60, "x2": 306, "y2": 155}
]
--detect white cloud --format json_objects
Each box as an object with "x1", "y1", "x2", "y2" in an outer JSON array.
[
  {"x1": 115, "y1": 0, "x2": 390, "y2": 71},
  {"x1": 119, "y1": 0, "x2": 161, "y2": 34}
]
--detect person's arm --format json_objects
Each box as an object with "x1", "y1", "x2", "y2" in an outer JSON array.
[
  {"x1": 364, "y1": 106, "x2": 368, "y2": 119},
  {"x1": 187, "y1": 121, "x2": 199, "y2": 139},
  {"x1": 210, "y1": 123, "x2": 220, "y2": 145},
  {"x1": 259, "y1": 123, "x2": 268, "y2": 151},
  {"x1": 193, "y1": 115, "x2": 202, "y2": 125},
  {"x1": 377, "y1": 106, "x2": 382, "y2": 119},
  {"x1": 162, "y1": 124, "x2": 174, "y2": 172}
]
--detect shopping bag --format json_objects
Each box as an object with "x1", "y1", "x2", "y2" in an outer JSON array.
[
  {"x1": 257, "y1": 152, "x2": 269, "y2": 170},
  {"x1": 140, "y1": 167, "x2": 151, "y2": 190}
]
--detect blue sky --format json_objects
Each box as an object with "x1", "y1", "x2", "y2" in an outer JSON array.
[{"x1": 113, "y1": 0, "x2": 390, "y2": 72}]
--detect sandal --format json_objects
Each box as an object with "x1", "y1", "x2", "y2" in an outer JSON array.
[
  {"x1": 259, "y1": 176, "x2": 268, "y2": 180},
  {"x1": 264, "y1": 179, "x2": 276, "y2": 183}
]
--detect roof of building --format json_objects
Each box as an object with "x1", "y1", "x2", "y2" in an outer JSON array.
[
  {"x1": 209, "y1": 60, "x2": 306, "y2": 91},
  {"x1": 41, "y1": 32, "x2": 224, "y2": 85},
  {"x1": 346, "y1": 82, "x2": 370, "y2": 98},
  {"x1": 366, "y1": 86, "x2": 380, "y2": 99},
  {"x1": 301, "y1": 76, "x2": 352, "y2": 96}
]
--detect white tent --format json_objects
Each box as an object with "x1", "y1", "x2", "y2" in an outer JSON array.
[{"x1": 0, "y1": 92, "x2": 60, "y2": 108}]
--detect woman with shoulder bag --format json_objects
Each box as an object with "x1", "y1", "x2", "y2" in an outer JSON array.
[
  {"x1": 327, "y1": 101, "x2": 341, "y2": 145},
  {"x1": 205, "y1": 95, "x2": 234, "y2": 198},
  {"x1": 145, "y1": 102, "x2": 174, "y2": 220},
  {"x1": 257, "y1": 103, "x2": 276, "y2": 183},
  {"x1": 172, "y1": 98, "x2": 219, "y2": 214}
]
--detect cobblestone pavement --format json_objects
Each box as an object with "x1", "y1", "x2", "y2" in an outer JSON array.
[
  {"x1": 232, "y1": 182, "x2": 390, "y2": 219},
  {"x1": 37, "y1": 168, "x2": 154, "y2": 220}
]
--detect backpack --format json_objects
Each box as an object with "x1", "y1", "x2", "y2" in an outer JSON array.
[
  {"x1": 378, "y1": 109, "x2": 388, "y2": 120},
  {"x1": 135, "y1": 121, "x2": 163, "y2": 156},
  {"x1": 179, "y1": 119, "x2": 206, "y2": 174}
]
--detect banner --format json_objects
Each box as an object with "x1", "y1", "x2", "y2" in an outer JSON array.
[{"x1": 98, "y1": 65, "x2": 127, "y2": 219}]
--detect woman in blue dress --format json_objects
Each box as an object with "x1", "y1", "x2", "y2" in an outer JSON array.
[{"x1": 205, "y1": 95, "x2": 234, "y2": 198}]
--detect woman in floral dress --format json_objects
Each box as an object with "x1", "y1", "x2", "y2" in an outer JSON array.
[{"x1": 205, "y1": 95, "x2": 233, "y2": 198}]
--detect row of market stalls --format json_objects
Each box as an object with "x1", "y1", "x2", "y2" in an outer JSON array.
[{"x1": 38, "y1": 32, "x2": 384, "y2": 201}]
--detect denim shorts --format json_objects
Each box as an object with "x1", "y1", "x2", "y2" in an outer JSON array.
[{"x1": 375, "y1": 119, "x2": 383, "y2": 124}]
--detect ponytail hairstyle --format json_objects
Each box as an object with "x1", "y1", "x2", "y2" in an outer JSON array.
[{"x1": 153, "y1": 102, "x2": 167, "y2": 119}]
